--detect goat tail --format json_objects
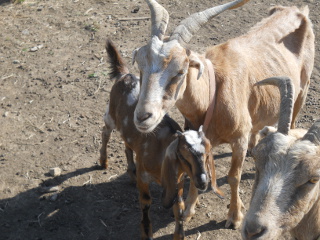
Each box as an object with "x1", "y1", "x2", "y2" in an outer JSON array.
[{"x1": 106, "y1": 39, "x2": 129, "y2": 80}]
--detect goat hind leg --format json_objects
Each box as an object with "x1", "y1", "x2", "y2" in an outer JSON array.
[
  {"x1": 99, "y1": 125, "x2": 112, "y2": 169},
  {"x1": 225, "y1": 136, "x2": 248, "y2": 229}
]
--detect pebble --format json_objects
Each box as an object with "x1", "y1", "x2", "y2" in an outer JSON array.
[
  {"x1": 22, "y1": 29, "x2": 29, "y2": 35},
  {"x1": 3, "y1": 112, "x2": 9, "y2": 117},
  {"x1": 40, "y1": 186, "x2": 60, "y2": 193},
  {"x1": 13, "y1": 60, "x2": 20, "y2": 64},
  {"x1": 49, "y1": 167, "x2": 62, "y2": 177},
  {"x1": 50, "y1": 193, "x2": 58, "y2": 201},
  {"x1": 30, "y1": 45, "x2": 43, "y2": 52}
]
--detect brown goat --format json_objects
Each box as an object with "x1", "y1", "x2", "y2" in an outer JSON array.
[
  {"x1": 131, "y1": 0, "x2": 314, "y2": 229},
  {"x1": 99, "y1": 39, "x2": 223, "y2": 240}
]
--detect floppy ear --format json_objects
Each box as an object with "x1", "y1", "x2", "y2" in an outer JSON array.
[
  {"x1": 207, "y1": 153, "x2": 224, "y2": 199},
  {"x1": 187, "y1": 51, "x2": 204, "y2": 80},
  {"x1": 161, "y1": 138, "x2": 181, "y2": 208}
]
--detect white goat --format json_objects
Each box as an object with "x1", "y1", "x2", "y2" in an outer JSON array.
[
  {"x1": 131, "y1": 0, "x2": 315, "y2": 228},
  {"x1": 242, "y1": 76, "x2": 320, "y2": 240},
  {"x1": 100, "y1": 39, "x2": 223, "y2": 240}
]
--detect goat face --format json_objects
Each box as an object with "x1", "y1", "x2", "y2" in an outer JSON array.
[
  {"x1": 133, "y1": 36, "x2": 191, "y2": 133},
  {"x1": 242, "y1": 132, "x2": 320, "y2": 240},
  {"x1": 161, "y1": 129, "x2": 211, "y2": 208},
  {"x1": 177, "y1": 129, "x2": 211, "y2": 191}
]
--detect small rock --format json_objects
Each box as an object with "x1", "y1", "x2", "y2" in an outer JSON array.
[
  {"x1": 49, "y1": 167, "x2": 61, "y2": 177},
  {"x1": 131, "y1": 6, "x2": 140, "y2": 13},
  {"x1": 3, "y1": 112, "x2": 9, "y2": 117},
  {"x1": 13, "y1": 60, "x2": 20, "y2": 64},
  {"x1": 50, "y1": 193, "x2": 58, "y2": 201},
  {"x1": 30, "y1": 45, "x2": 43, "y2": 52},
  {"x1": 40, "y1": 186, "x2": 60, "y2": 193},
  {"x1": 22, "y1": 29, "x2": 29, "y2": 35}
]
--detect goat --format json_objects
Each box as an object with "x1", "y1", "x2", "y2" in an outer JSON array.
[
  {"x1": 242, "y1": 76, "x2": 320, "y2": 240},
  {"x1": 100, "y1": 39, "x2": 223, "y2": 240},
  {"x1": 131, "y1": 0, "x2": 315, "y2": 228}
]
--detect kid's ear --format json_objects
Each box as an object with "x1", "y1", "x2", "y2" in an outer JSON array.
[{"x1": 161, "y1": 139, "x2": 180, "y2": 208}]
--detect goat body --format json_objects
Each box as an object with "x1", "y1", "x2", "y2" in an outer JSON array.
[
  {"x1": 132, "y1": 0, "x2": 315, "y2": 228},
  {"x1": 100, "y1": 40, "x2": 222, "y2": 240}
]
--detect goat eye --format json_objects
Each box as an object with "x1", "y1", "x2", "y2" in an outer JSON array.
[
  {"x1": 309, "y1": 177, "x2": 320, "y2": 184},
  {"x1": 175, "y1": 71, "x2": 185, "y2": 78}
]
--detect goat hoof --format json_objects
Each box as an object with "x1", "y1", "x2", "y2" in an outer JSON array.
[
  {"x1": 99, "y1": 159, "x2": 108, "y2": 169},
  {"x1": 225, "y1": 216, "x2": 243, "y2": 229}
]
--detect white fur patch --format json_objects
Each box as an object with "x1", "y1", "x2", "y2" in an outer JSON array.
[
  {"x1": 184, "y1": 130, "x2": 205, "y2": 153},
  {"x1": 103, "y1": 105, "x2": 115, "y2": 129},
  {"x1": 200, "y1": 173, "x2": 207, "y2": 183}
]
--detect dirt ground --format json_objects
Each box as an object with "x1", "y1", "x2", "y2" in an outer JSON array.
[{"x1": 0, "y1": 0, "x2": 319, "y2": 239}]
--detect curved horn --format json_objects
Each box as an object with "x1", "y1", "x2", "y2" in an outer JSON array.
[
  {"x1": 145, "y1": 0, "x2": 169, "y2": 40},
  {"x1": 255, "y1": 76, "x2": 294, "y2": 135},
  {"x1": 302, "y1": 119, "x2": 320, "y2": 145},
  {"x1": 170, "y1": 0, "x2": 250, "y2": 45}
]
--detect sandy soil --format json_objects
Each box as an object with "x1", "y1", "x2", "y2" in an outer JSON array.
[{"x1": 0, "y1": 0, "x2": 319, "y2": 239}]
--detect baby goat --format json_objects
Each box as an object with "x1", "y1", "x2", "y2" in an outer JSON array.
[
  {"x1": 100, "y1": 39, "x2": 223, "y2": 240},
  {"x1": 242, "y1": 77, "x2": 320, "y2": 240}
]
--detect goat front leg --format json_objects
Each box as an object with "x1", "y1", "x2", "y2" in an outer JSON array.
[
  {"x1": 137, "y1": 173, "x2": 153, "y2": 240},
  {"x1": 124, "y1": 144, "x2": 136, "y2": 183},
  {"x1": 99, "y1": 125, "x2": 113, "y2": 169},
  {"x1": 225, "y1": 136, "x2": 248, "y2": 229},
  {"x1": 173, "y1": 174, "x2": 185, "y2": 240},
  {"x1": 183, "y1": 181, "x2": 199, "y2": 222}
]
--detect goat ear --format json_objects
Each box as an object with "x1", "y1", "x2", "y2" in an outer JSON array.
[
  {"x1": 188, "y1": 51, "x2": 204, "y2": 80},
  {"x1": 161, "y1": 138, "x2": 180, "y2": 208},
  {"x1": 259, "y1": 126, "x2": 277, "y2": 138},
  {"x1": 207, "y1": 153, "x2": 224, "y2": 199},
  {"x1": 132, "y1": 48, "x2": 139, "y2": 65}
]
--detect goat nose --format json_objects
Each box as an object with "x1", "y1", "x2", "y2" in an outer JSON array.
[
  {"x1": 136, "y1": 112, "x2": 152, "y2": 123},
  {"x1": 244, "y1": 222, "x2": 267, "y2": 240}
]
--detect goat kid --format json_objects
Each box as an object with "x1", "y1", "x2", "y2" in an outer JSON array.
[
  {"x1": 242, "y1": 77, "x2": 320, "y2": 240},
  {"x1": 100, "y1": 39, "x2": 223, "y2": 240},
  {"x1": 131, "y1": 0, "x2": 314, "y2": 229}
]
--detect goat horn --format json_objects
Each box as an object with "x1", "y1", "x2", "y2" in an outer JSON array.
[
  {"x1": 145, "y1": 0, "x2": 169, "y2": 40},
  {"x1": 170, "y1": 0, "x2": 250, "y2": 45},
  {"x1": 303, "y1": 119, "x2": 320, "y2": 145},
  {"x1": 255, "y1": 76, "x2": 294, "y2": 135}
]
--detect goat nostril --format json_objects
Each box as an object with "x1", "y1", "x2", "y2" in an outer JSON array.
[
  {"x1": 245, "y1": 224, "x2": 267, "y2": 240},
  {"x1": 137, "y1": 112, "x2": 152, "y2": 123}
]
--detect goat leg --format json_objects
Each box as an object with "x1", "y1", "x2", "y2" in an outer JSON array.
[
  {"x1": 183, "y1": 181, "x2": 198, "y2": 222},
  {"x1": 99, "y1": 125, "x2": 112, "y2": 169},
  {"x1": 124, "y1": 144, "x2": 136, "y2": 183},
  {"x1": 137, "y1": 174, "x2": 153, "y2": 240},
  {"x1": 173, "y1": 173, "x2": 185, "y2": 240},
  {"x1": 226, "y1": 137, "x2": 248, "y2": 229}
]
